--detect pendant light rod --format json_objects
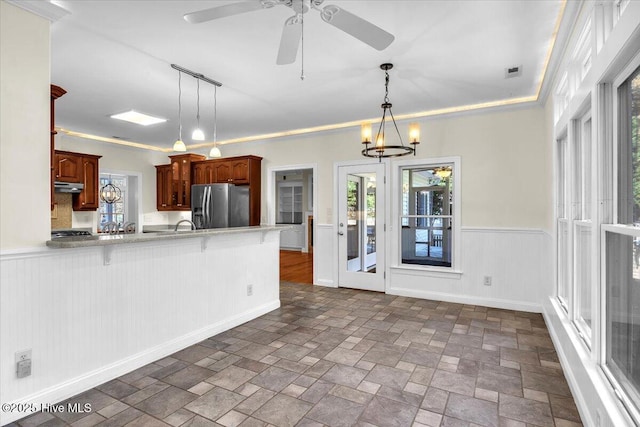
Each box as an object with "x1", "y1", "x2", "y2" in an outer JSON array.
[{"x1": 171, "y1": 64, "x2": 222, "y2": 87}]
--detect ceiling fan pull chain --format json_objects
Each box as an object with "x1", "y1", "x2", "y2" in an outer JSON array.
[{"x1": 300, "y1": 11, "x2": 305, "y2": 81}]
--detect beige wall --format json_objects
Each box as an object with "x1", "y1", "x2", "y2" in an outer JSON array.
[
  {"x1": 193, "y1": 105, "x2": 552, "y2": 230},
  {"x1": 0, "y1": 2, "x2": 51, "y2": 250}
]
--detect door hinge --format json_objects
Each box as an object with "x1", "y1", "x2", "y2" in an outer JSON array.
[
  {"x1": 384, "y1": 224, "x2": 386, "y2": 232},
  {"x1": 384, "y1": 271, "x2": 386, "y2": 279},
  {"x1": 384, "y1": 176, "x2": 386, "y2": 184}
]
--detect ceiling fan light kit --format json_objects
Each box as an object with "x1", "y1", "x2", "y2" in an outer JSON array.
[{"x1": 362, "y1": 63, "x2": 419, "y2": 161}]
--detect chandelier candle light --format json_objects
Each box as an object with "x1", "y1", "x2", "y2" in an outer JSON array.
[{"x1": 362, "y1": 63, "x2": 419, "y2": 161}]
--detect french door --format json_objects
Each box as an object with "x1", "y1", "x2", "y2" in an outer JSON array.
[{"x1": 337, "y1": 163, "x2": 385, "y2": 292}]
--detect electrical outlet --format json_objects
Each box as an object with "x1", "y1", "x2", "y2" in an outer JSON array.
[
  {"x1": 247, "y1": 284, "x2": 253, "y2": 296},
  {"x1": 15, "y1": 349, "x2": 31, "y2": 363},
  {"x1": 483, "y1": 276, "x2": 492, "y2": 286},
  {"x1": 15, "y1": 349, "x2": 32, "y2": 378}
]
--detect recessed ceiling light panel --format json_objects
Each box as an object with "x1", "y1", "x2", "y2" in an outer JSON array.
[{"x1": 110, "y1": 110, "x2": 167, "y2": 126}]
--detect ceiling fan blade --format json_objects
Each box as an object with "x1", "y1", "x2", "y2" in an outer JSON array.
[
  {"x1": 320, "y1": 5, "x2": 394, "y2": 50},
  {"x1": 276, "y1": 16, "x2": 302, "y2": 65},
  {"x1": 184, "y1": 1, "x2": 265, "y2": 24}
]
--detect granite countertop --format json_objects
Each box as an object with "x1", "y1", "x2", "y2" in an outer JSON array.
[{"x1": 46, "y1": 225, "x2": 291, "y2": 249}]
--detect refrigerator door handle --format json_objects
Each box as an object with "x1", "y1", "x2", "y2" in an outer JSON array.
[{"x1": 204, "y1": 186, "x2": 210, "y2": 228}]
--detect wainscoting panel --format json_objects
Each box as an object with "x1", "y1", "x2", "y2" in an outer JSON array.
[
  {"x1": 314, "y1": 224, "x2": 336, "y2": 287},
  {"x1": 388, "y1": 227, "x2": 553, "y2": 312},
  {"x1": 0, "y1": 231, "x2": 281, "y2": 425}
]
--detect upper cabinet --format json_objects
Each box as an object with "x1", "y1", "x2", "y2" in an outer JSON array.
[
  {"x1": 54, "y1": 150, "x2": 102, "y2": 211},
  {"x1": 51, "y1": 85, "x2": 66, "y2": 210},
  {"x1": 155, "y1": 153, "x2": 206, "y2": 211},
  {"x1": 73, "y1": 155, "x2": 100, "y2": 210},
  {"x1": 193, "y1": 155, "x2": 261, "y2": 185},
  {"x1": 55, "y1": 151, "x2": 83, "y2": 182}
]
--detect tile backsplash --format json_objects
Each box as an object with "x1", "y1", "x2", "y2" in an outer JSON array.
[{"x1": 51, "y1": 193, "x2": 72, "y2": 229}]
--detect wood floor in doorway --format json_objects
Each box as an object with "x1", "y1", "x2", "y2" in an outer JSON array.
[{"x1": 280, "y1": 250, "x2": 313, "y2": 284}]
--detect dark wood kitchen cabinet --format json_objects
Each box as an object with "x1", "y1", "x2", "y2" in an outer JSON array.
[
  {"x1": 51, "y1": 84, "x2": 66, "y2": 210},
  {"x1": 54, "y1": 150, "x2": 101, "y2": 211},
  {"x1": 155, "y1": 164, "x2": 172, "y2": 211},
  {"x1": 54, "y1": 151, "x2": 82, "y2": 182},
  {"x1": 73, "y1": 155, "x2": 100, "y2": 210},
  {"x1": 155, "y1": 153, "x2": 205, "y2": 211}
]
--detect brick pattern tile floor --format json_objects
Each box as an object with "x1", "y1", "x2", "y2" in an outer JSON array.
[{"x1": 13, "y1": 282, "x2": 583, "y2": 427}]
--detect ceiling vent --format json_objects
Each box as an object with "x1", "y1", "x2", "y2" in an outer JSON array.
[{"x1": 505, "y1": 65, "x2": 522, "y2": 78}]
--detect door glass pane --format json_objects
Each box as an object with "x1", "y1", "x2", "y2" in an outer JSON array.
[
  {"x1": 346, "y1": 176, "x2": 360, "y2": 267},
  {"x1": 346, "y1": 174, "x2": 377, "y2": 273}
]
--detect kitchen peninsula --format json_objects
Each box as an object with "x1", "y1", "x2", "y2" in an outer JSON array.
[{"x1": 2, "y1": 226, "x2": 282, "y2": 423}]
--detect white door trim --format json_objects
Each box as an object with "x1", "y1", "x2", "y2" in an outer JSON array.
[{"x1": 267, "y1": 163, "x2": 318, "y2": 284}]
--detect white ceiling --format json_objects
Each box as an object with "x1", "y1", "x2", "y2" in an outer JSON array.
[{"x1": 47, "y1": 0, "x2": 566, "y2": 151}]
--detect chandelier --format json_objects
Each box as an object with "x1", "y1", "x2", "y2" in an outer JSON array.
[
  {"x1": 99, "y1": 180, "x2": 121, "y2": 204},
  {"x1": 362, "y1": 63, "x2": 419, "y2": 161}
]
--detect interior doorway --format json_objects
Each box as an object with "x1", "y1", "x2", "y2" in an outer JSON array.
[{"x1": 268, "y1": 164, "x2": 317, "y2": 285}]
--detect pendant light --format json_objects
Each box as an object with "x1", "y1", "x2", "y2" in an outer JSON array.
[
  {"x1": 362, "y1": 63, "x2": 419, "y2": 161},
  {"x1": 100, "y1": 175, "x2": 122, "y2": 204},
  {"x1": 209, "y1": 85, "x2": 222, "y2": 158},
  {"x1": 192, "y1": 79, "x2": 205, "y2": 141},
  {"x1": 172, "y1": 71, "x2": 187, "y2": 152}
]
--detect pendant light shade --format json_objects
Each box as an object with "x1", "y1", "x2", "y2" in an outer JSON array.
[
  {"x1": 209, "y1": 146, "x2": 221, "y2": 158},
  {"x1": 173, "y1": 139, "x2": 187, "y2": 152},
  {"x1": 173, "y1": 71, "x2": 187, "y2": 152},
  {"x1": 192, "y1": 79, "x2": 205, "y2": 141}
]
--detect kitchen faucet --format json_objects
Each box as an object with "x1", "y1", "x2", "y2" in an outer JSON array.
[{"x1": 174, "y1": 219, "x2": 196, "y2": 231}]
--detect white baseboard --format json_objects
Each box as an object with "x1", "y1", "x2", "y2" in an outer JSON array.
[
  {"x1": 314, "y1": 279, "x2": 336, "y2": 288},
  {"x1": 1, "y1": 300, "x2": 280, "y2": 426},
  {"x1": 386, "y1": 286, "x2": 542, "y2": 313}
]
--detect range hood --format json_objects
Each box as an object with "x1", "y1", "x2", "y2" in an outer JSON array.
[{"x1": 54, "y1": 181, "x2": 84, "y2": 193}]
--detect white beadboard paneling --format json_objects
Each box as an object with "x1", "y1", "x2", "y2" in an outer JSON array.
[
  {"x1": 388, "y1": 227, "x2": 552, "y2": 312},
  {"x1": 0, "y1": 230, "x2": 281, "y2": 425},
  {"x1": 314, "y1": 224, "x2": 336, "y2": 287}
]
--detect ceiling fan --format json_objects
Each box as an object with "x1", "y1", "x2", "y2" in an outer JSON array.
[{"x1": 184, "y1": 0, "x2": 395, "y2": 65}]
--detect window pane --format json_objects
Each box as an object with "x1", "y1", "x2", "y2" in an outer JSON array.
[
  {"x1": 557, "y1": 219, "x2": 570, "y2": 308},
  {"x1": 575, "y1": 222, "x2": 592, "y2": 330},
  {"x1": 583, "y1": 118, "x2": 592, "y2": 220},
  {"x1": 557, "y1": 138, "x2": 566, "y2": 218},
  {"x1": 400, "y1": 164, "x2": 453, "y2": 268},
  {"x1": 605, "y1": 231, "x2": 640, "y2": 412},
  {"x1": 619, "y1": 67, "x2": 640, "y2": 224}
]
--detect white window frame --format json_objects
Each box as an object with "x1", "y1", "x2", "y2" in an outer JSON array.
[
  {"x1": 391, "y1": 156, "x2": 461, "y2": 274},
  {"x1": 599, "y1": 54, "x2": 640, "y2": 425},
  {"x1": 573, "y1": 110, "x2": 594, "y2": 349}
]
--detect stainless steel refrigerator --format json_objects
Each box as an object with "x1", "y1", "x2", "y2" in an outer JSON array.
[{"x1": 191, "y1": 184, "x2": 250, "y2": 229}]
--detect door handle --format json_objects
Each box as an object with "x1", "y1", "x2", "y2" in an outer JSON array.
[{"x1": 338, "y1": 231, "x2": 344, "y2": 236}]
